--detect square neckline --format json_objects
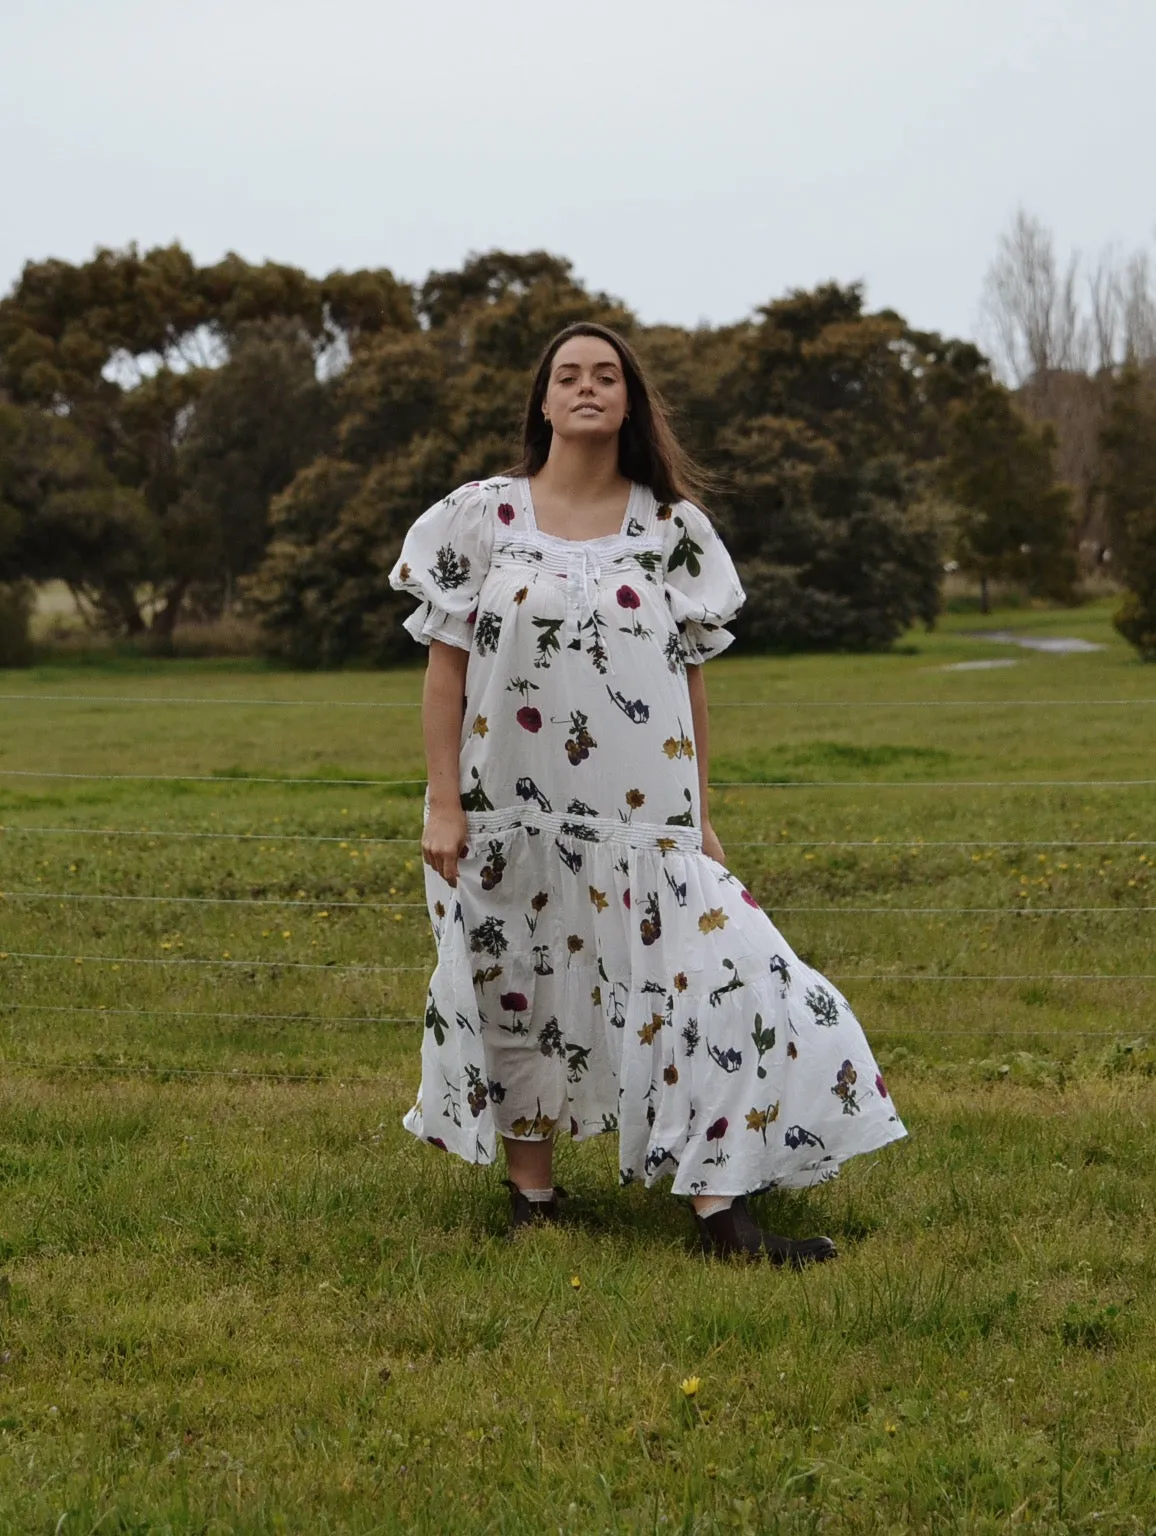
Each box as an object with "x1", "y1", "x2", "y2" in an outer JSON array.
[{"x1": 517, "y1": 476, "x2": 645, "y2": 544}]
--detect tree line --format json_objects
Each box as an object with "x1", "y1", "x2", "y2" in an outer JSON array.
[{"x1": 1, "y1": 231, "x2": 1153, "y2": 666}]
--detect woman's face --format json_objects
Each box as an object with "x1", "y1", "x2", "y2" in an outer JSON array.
[{"x1": 542, "y1": 336, "x2": 630, "y2": 443}]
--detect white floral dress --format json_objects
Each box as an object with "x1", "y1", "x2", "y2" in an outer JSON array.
[{"x1": 389, "y1": 476, "x2": 905, "y2": 1195}]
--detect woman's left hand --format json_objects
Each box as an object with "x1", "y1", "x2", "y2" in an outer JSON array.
[{"x1": 701, "y1": 820, "x2": 726, "y2": 864}]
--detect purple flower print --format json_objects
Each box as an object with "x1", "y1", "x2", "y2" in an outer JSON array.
[
  {"x1": 616, "y1": 585, "x2": 641, "y2": 609},
  {"x1": 705, "y1": 1117, "x2": 728, "y2": 1141},
  {"x1": 498, "y1": 502, "x2": 515, "y2": 525},
  {"x1": 517, "y1": 706, "x2": 543, "y2": 732},
  {"x1": 500, "y1": 992, "x2": 529, "y2": 1013},
  {"x1": 740, "y1": 888, "x2": 760, "y2": 909},
  {"x1": 875, "y1": 1073, "x2": 889, "y2": 1098}
]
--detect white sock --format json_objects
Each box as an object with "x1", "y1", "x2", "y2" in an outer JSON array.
[
  {"x1": 518, "y1": 1187, "x2": 556, "y2": 1203},
  {"x1": 695, "y1": 1197, "x2": 734, "y2": 1219}
]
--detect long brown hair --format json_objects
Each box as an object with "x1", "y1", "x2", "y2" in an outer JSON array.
[{"x1": 513, "y1": 322, "x2": 711, "y2": 504}]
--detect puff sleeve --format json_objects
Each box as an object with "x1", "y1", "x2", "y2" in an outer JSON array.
[
  {"x1": 662, "y1": 500, "x2": 746, "y2": 663},
  {"x1": 388, "y1": 482, "x2": 495, "y2": 650}
]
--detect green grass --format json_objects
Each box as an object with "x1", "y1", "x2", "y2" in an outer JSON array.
[{"x1": 1, "y1": 599, "x2": 1154, "y2": 1532}]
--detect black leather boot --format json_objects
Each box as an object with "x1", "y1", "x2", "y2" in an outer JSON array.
[
  {"x1": 504, "y1": 1180, "x2": 567, "y2": 1235},
  {"x1": 695, "y1": 1197, "x2": 837, "y2": 1267}
]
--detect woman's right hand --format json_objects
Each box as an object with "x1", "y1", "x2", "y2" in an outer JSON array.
[{"x1": 422, "y1": 803, "x2": 470, "y2": 887}]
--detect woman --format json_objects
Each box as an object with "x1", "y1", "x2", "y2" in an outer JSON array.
[{"x1": 389, "y1": 322, "x2": 905, "y2": 1263}]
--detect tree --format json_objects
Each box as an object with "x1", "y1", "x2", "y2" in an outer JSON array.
[
  {"x1": 941, "y1": 386, "x2": 1076, "y2": 611},
  {"x1": 248, "y1": 253, "x2": 632, "y2": 664},
  {"x1": 0, "y1": 401, "x2": 157, "y2": 631},
  {"x1": 980, "y1": 209, "x2": 1087, "y2": 387},
  {"x1": 705, "y1": 285, "x2": 961, "y2": 648},
  {"x1": 159, "y1": 319, "x2": 335, "y2": 634},
  {"x1": 1100, "y1": 364, "x2": 1156, "y2": 659},
  {"x1": 0, "y1": 244, "x2": 409, "y2": 635}
]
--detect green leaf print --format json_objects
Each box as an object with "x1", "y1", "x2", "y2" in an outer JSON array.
[
  {"x1": 431, "y1": 544, "x2": 472, "y2": 591},
  {"x1": 806, "y1": 985, "x2": 841, "y2": 1028},
  {"x1": 460, "y1": 766, "x2": 493, "y2": 812},
  {"x1": 424, "y1": 996, "x2": 449, "y2": 1046},
  {"x1": 474, "y1": 610, "x2": 502, "y2": 654},
  {"x1": 751, "y1": 1012, "x2": 777, "y2": 1078},
  {"x1": 532, "y1": 616, "x2": 564, "y2": 668},
  {"x1": 667, "y1": 516, "x2": 703, "y2": 578}
]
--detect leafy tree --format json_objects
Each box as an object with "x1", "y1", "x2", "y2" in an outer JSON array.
[
  {"x1": 706, "y1": 286, "x2": 958, "y2": 647},
  {"x1": 1100, "y1": 364, "x2": 1156, "y2": 658},
  {"x1": 249, "y1": 254, "x2": 630, "y2": 664},
  {"x1": 0, "y1": 245, "x2": 410, "y2": 634},
  {"x1": 0, "y1": 401, "x2": 156, "y2": 632},
  {"x1": 941, "y1": 385, "x2": 1076, "y2": 611},
  {"x1": 159, "y1": 319, "x2": 336, "y2": 633}
]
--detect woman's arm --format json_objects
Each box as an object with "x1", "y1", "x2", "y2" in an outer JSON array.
[
  {"x1": 421, "y1": 639, "x2": 470, "y2": 886},
  {"x1": 687, "y1": 662, "x2": 725, "y2": 863}
]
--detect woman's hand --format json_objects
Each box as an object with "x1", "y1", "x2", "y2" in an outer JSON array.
[
  {"x1": 423, "y1": 803, "x2": 470, "y2": 887},
  {"x1": 701, "y1": 819, "x2": 726, "y2": 865}
]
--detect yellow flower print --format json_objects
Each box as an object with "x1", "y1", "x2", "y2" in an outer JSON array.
[
  {"x1": 662, "y1": 733, "x2": 696, "y2": 760},
  {"x1": 656, "y1": 837, "x2": 677, "y2": 851},
  {"x1": 745, "y1": 1101, "x2": 780, "y2": 1142},
  {"x1": 698, "y1": 907, "x2": 728, "y2": 933},
  {"x1": 509, "y1": 1111, "x2": 559, "y2": 1138},
  {"x1": 673, "y1": 971, "x2": 689, "y2": 992},
  {"x1": 470, "y1": 714, "x2": 489, "y2": 737},
  {"x1": 589, "y1": 885, "x2": 609, "y2": 912},
  {"x1": 514, "y1": 586, "x2": 529, "y2": 604},
  {"x1": 657, "y1": 504, "x2": 673, "y2": 522},
  {"x1": 638, "y1": 1012, "x2": 665, "y2": 1044},
  {"x1": 399, "y1": 562, "x2": 411, "y2": 582},
  {"x1": 625, "y1": 788, "x2": 645, "y2": 809}
]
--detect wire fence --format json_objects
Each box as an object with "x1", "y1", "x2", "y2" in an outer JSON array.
[
  {"x1": 4, "y1": 768, "x2": 1156, "y2": 789},
  {"x1": 4, "y1": 693, "x2": 1156, "y2": 709},
  {"x1": 3, "y1": 952, "x2": 1154, "y2": 982},
  {"x1": 4, "y1": 825, "x2": 1156, "y2": 849},
  {"x1": 3, "y1": 689, "x2": 1153, "y2": 1077},
  {"x1": 1, "y1": 889, "x2": 1153, "y2": 916}
]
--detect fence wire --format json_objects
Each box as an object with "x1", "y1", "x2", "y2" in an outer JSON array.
[
  {"x1": 4, "y1": 825, "x2": 1155, "y2": 851},
  {"x1": 3, "y1": 697, "x2": 1152, "y2": 1076},
  {"x1": 1, "y1": 890, "x2": 1152, "y2": 917},
  {"x1": 4, "y1": 693, "x2": 1156, "y2": 709},
  {"x1": 4, "y1": 768, "x2": 1156, "y2": 789},
  {"x1": 2, "y1": 950, "x2": 1153, "y2": 982}
]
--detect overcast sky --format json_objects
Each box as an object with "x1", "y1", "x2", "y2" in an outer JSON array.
[{"x1": 4, "y1": 0, "x2": 1154, "y2": 344}]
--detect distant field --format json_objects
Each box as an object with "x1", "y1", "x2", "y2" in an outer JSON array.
[{"x1": 1, "y1": 600, "x2": 1153, "y2": 1532}]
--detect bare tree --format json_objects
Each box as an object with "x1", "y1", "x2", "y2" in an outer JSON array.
[
  {"x1": 1088, "y1": 248, "x2": 1123, "y2": 374},
  {"x1": 981, "y1": 208, "x2": 1087, "y2": 385},
  {"x1": 1121, "y1": 251, "x2": 1156, "y2": 363}
]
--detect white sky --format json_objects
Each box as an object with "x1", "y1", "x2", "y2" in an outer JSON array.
[{"x1": 4, "y1": 0, "x2": 1154, "y2": 343}]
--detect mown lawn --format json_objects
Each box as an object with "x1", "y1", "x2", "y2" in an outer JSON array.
[{"x1": 1, "y1": 600, "x2": 1153, "y2": 1533}]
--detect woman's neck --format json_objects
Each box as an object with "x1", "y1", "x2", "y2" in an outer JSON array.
[{"x1": 532, "y1": 437, "x2": 627, "y2": 502}]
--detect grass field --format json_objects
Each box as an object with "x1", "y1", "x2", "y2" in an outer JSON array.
[{"x1": 1, "y1": 599, "x2": 1154, "y2": 1533}]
